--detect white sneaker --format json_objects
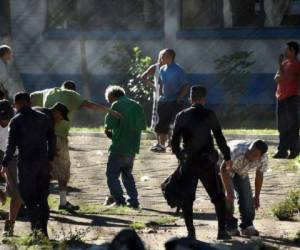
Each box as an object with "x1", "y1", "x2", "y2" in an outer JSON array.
[{"x1": 241, "y1": 226, "x2": 259, "y2": 236}]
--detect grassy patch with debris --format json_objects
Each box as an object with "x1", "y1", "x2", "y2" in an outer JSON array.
[{"x1": 272, "y1": 190, "x2": 300, "y2": 221}]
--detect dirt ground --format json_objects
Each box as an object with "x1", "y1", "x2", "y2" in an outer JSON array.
[{"x1": 0, "y1": 134, "x2": 300, "y2": 249}]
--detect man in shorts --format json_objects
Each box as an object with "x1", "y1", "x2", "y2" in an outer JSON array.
[
  {"x1": 31, "y1": 80, "x2": 121, "y2": 211},
  {"x1": 0, "y1": 100, "x2": 22, "y2": 236}
]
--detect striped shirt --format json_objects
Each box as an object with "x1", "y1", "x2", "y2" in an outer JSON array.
[{"x1": 219, "y1": 140, "x2": 268, "y2": 178}]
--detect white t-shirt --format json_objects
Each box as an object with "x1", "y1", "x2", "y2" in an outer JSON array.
[{"x1": 0, "y1": 125, "x2": 8, "y2": 152}]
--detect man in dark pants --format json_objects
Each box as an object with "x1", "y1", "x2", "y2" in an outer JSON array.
[
  {"x1": 171, "y1": 85, "x2": 232, "y2": 240},
  {"x1": 1, "y1": 92, "x2": 55, "y2": 237},
  {"x1": 274, "y1": 41, "x2": 300, "y2": 159}
]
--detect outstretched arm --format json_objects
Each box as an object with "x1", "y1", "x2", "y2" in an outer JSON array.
[
  {"x1": 254, "y1": 170, "x2": 264, "y2": 209},
  {"x1": 81, "y1": 100, "x2": 122, "y2": 118}
]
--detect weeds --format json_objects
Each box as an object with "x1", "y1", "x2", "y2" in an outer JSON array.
[
  {"x1": 272, "y1": 190, "x2": 300, "y2": 220},
  {"x1": 294, "y1": 230, "x2": 300, "y2": 243}
]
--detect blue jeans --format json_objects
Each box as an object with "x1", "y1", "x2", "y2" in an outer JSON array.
[
  {"x1": 106, "y1": 152, "x2": 139, "y2": 206},
  {"x1": 226, "y1": 174, "x2": 255, "y2": 230}
]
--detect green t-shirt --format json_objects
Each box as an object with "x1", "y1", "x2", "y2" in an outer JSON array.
[
  {"x1": 105, "y1": 96, "x2": 146, "y2": 156},
  {"x1": 31, "y1": 87, "x2": 85, "y2": 138}
]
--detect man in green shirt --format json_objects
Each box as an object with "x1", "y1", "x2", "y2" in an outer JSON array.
[
  {"x1": 31, "y1": 80, "x2": 120, "y2": 211},
  {"x1": 104, "y1": 86, "x2": 146, "y2": 208}
]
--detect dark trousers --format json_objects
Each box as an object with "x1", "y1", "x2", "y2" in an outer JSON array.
[
  {"x1": 277, "y1": 96, "x2": 300, "y2": 154},
  {"x1": 180, "y1": 160, "x2": 226, "y2": 234},
  {"x1": 106, "y1": 152, "x2": 139, "y2": 206},
  {"x1": 18, "y1": 160, "x2": 50, "y2": 234}
]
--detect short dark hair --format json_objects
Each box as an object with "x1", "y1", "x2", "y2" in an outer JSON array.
[
  {"x1": 62, "y1": 80, "x2": 76, "y2": 91},
  {"x1": 165, "y1": 49, "x2": 176, "y2": 60},
  {"x1": 287, "y1": 41, "x2": 299, "y2": 55},
  {"x1": 14, "y1": 92, "x2": 31, "y2": 104},
  {"x1": 105, "y1": 85, "x2": 125, "y2": 101},
  {"x1": 0, "y1": 45, "x2": 11, "y2": 58},
  {"x1": 190, "y1": 85, "x2": 207, "y2": 101},
  {"x1": 252, "y1": 140, "x2": 268, "y2": 155}
]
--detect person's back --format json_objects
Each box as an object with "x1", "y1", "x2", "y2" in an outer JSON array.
[
  {"x1": 109, "y1": 96, "x2": 145, "y2": 155},
  {"x1": 9, "y1": 107, "x2": 51, "y2": 162}
]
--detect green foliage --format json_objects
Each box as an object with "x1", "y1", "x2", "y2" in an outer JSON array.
[
  {"x1": 129, "y1": 221, "x2": 146, "y2": 230},
  {"x1": 272, "y1": 190, "x2": 300, "y2": 220},
  {"x1": 294, "y1": 230, "x2": 300, "y2": 243},
  {"x1": 102, "y1": 43, "x2": 153, "y2": 105}
]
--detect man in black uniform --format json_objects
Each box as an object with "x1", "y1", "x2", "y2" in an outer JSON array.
[
  {"x1": 1, "y1": 92, "x2": 55, "y2": 237},
  {"x1": 171, "y1": 85, "x2": 232, "y2": 240}
]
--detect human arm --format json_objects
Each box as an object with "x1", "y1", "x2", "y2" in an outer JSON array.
[
  {"x1": 139, "y1": 64, "x2": 156, "y2": 88},
  {"x1": 176, "y1": 84, "x2": 190, "y2": 104},
  {"x1": 171, "y1": 113, "x2": 184, "y2": 161},
  {"x1": 274, "y1": 55, "x2": 285, "y2": 83},
  {"x1": 254, "y1": 170, "x2": 264, "y2": 209},
  {"x1": 220, "y1": 161, "x2": 235, "y2": 203},
  {"x1": 80, "y1": 100, "x2": 121, "y2": 118},
  {"x1": 1, "y1": 120, "x2": 18, "y2": 171},
  {"x1": 210, "y1": 112, "x2": 231, "y2": 161}
]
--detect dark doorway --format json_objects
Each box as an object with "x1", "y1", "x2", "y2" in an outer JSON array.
[{"x1": 0, "y1": 0, "x2": 11, "y2": 37}]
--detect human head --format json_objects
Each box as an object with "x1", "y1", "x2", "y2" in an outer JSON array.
[
  {"x1": 0, "y1": 100, "x2": 14, "y2": 128},
  {"x1": 0, "y1": 45, "x2": 12, "y2": 64},
  {"x1": 105, "y1": 85, "x2": 126, "y2": 104},
  {"x1": 285, "y1": 41, "x2": 299, "y2": 59},
  {"x1": 161, "y1": 49, "x2": 176, "y2": 65},
  {"x1": 14, "y1": 92, "x2": 31, "y2": 111},
  {"x1": 189, "y1": 85, "x2": 206, "y2": 105},
  {"x1": 50, "y1": 102, "x2": 69, "y2": 124},
  {"x1": 109, "y1": 229, "x2": 145, "y2": 250},
  {"x1": 246, "y1": 140, "x2": 268, "y2": 162},
  {"x1": 62, "y1": 80, "x2": 76, "y2": 91}
]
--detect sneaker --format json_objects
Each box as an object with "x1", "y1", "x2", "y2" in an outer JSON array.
[
  {"x1": 241, "y1": 226, "x2": 259, "y2": 236},
  {"x1": 217, "y1": 230, "x2": 232, "y2": 240},
  {"x1": 108, "y1": 201, "x2": 126, "y2": 208},
  {"x1": 273, "y1": 151, "x2": 288, "y2": 159},
  {"x1": 103, "y1": 195, "x2": 115, "y2": 206},
  {"x1": 2, "y1": 220, "x2": 14, "y2": 237},
  {"x1": 127, "y1": 203, "x2": 140, "y2": 210},
  {"x1": 150, "y1": 144, "x2": 166, "y2": 153},
  {"x1": 59, "y1": 201, "x2": 80, "y2": 211},
  {"x1": 288, "y1": 152, "x2": 299, "y2": 159}
]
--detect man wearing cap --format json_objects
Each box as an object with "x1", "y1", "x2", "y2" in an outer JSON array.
[
  {"x1": 0, "y1": 99, "x2": 23, "y2": 236},
  {"x1": 171, "y1": 85, "x2": 232, "y2": 240},
  {"x1": 1, "y1": 92, "x2": 55, "y2": 237},
  {"x1": 30, "y1": 80, "x2": 121, "y2": 211}
]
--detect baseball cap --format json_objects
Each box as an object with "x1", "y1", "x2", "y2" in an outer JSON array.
[
  {"x1": 51, "y1": 102, "x2": 69, "y2": 121},
  {"x1": 0, "y1": 100, "x2": 14, "y2": 120}
]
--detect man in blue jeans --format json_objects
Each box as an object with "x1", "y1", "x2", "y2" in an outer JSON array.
[
  {"x1": 219, "y1": 140, "x2": 268, "y2": 237},
  {"x1": 104, "y1": 86, "x2": 146, "y2": 208}
]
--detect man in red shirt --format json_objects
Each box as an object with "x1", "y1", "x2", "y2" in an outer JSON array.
[{"x1": 274, "y1": 41, "x2": 300, "y2": 159}]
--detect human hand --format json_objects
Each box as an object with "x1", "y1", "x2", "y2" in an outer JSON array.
[
  {"x1": 225, "y1": 160, "x2": 233, "y2": 171},
  {"x1": 278, "y1": 54, "x2": 284, "y2": 66},
  {"x1": 253, "y1": 196, "x2": 260, "y2": 210},
  {"x1": 110, "y1": 110, "x2": 122, "y2": 119}
]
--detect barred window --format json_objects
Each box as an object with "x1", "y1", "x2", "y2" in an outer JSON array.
[{"x1": 47, "y1": 0, "x2": 164, "y2": 30}]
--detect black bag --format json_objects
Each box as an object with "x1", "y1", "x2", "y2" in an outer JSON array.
[{"x1": 161, "y1": 166, "x2": 184, "y2": 209}]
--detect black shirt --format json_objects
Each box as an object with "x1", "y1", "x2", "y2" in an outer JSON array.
[
  {"x1": 171, "y1": 104, "x2": 231, "y2": 162},
  {"x1": 2, "y1": 106, "x2": 55, "y2": 167}
]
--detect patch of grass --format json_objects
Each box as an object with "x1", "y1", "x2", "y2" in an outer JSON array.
[
  {"x1": 129, "y1": 221, "x2": 146, "y2": 230},
  {"x1": 294, "y1": 230, "x2": 300, "y2": 243},
  {"x1": 145, "y1": 216, "x2": 177, "y2": 228},
  {"x1": 272, "y1": 190, "x2": 300, "y2": 220},
  {"x1": 70, "y1": 126, "x2": 104, "y2": 132}
]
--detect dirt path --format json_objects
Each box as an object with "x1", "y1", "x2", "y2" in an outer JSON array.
[{"x1": 0, "y1": 134, "x2": 299, "y2": 249}]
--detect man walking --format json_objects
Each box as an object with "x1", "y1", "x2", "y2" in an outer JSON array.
[
  {"x1": 31, "y1": 80, "x2": 121, "y2": 211},
  {"x1": 274, "y1": 41, "x2": 300, "y2": 159},
  {"x1": 152, "y1": 49, "x2": 190, "y2": 153},
  {"x1": 1, "y1": 92, "x2": 55, "y2": 237},
  {"x1": 0, "y1": 100, "x2": 22, "y2": 236},
  {"x1": 220, "y1": 140, "x2": 268, "y2": 237},
  {"x1": 171, "y1": 85, "x2": 232, "y2": 240},
  {"x1": 104, "y1": 86, "x2": 146, "y2": 208}
]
